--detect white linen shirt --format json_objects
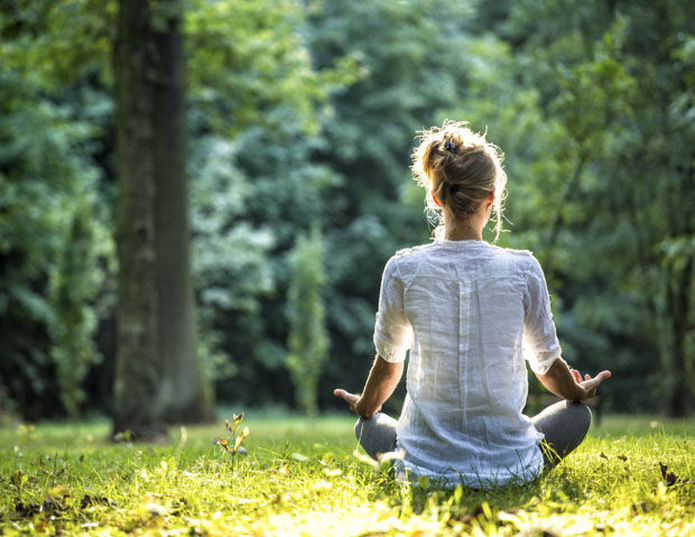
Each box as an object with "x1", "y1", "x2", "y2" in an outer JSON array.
[{"x1": 372, "y1": 239, "x2": 561, "y2": 486}]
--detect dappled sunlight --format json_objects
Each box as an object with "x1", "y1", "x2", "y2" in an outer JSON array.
[{"x1": 2, "y1": 0, "x2": 694, "y2": 535}]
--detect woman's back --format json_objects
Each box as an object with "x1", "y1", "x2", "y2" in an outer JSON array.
[
  {"x1": 335, "y1": 120, "x2": 609, "y2": 488},
  {"x1": 376, "y1": 239, "x2": 560, "y2": 485}
]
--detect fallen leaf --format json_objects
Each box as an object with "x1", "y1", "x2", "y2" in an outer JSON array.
[
  {"x1": 659, "y1": 462, "x2": 679, "y2": 487},
  {"x1": 15, "y1": 502, "x2": 40, "y2": 518},
  {"x1": 277, "y1": 462, "x2": 291, "y2": 476},
  {"x1": 631, "y1": 502, "x2": 648, "y2": 515},
  {"x1": 80, "y1": 495, "x2": 117, "y2": 509},
  {"x1": 311, "y1": 480, "x2": 332, "y2": 492},
  {"x1": 144, "y1": 502, "x2": 167, "y2": 516},
  {"x1": 10, "y1": 470, "x2": 26, "y2": 491}
]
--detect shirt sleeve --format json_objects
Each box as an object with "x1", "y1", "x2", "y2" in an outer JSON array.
[
  {"x1": 523, "y1": 255, "x2": 562, "y2": 374},
  {"x1": 373, "y1": 257, "x2": 414, "y2": 363}
]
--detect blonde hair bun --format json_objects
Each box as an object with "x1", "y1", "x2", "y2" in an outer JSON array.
[{"x1": 411, "y1": 120, "x2": 507, "y2": 240}]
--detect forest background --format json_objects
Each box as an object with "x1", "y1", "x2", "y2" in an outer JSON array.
[{"x1": 1, "y1": 0, "x2": 694, "y2": 426}]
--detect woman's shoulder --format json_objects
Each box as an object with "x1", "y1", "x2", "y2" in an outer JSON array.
[
  {"x1": 387, "y1": 241, "x2": 543, "y2": 269},
  {"x1": 389, "y1": 241, "x2": 537, "y2": 263},
  {"x1": 490, "y1": 246, "x2": 548, "y2": 281},
  {"x1": 393, "y1": 242, "x2": 436, "y2": 259},
  {"x1": 479, "y1": 244, "x2": 547, "y2": 277},
  {"x1": 381, "y1": 242, "x2": 436, "y2": 280},
  {"x1": 488, "y1": 244, "x2": 535, "y2": 259}
]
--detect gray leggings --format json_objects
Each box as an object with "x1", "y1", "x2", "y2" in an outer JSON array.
[{"x1": 355, "y1": 400, "x2": 592, "y2": 470}]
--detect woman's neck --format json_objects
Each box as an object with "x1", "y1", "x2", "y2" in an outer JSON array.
[
  {"x1": 444, "y1": 227, "x2": 482, "y2": 241},
  {"x1": 443, "y1": 213, "x2": 484, "y2": 241}
]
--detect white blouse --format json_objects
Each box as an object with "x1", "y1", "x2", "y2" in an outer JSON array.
[{"x1": 373, "y1": 239, "x2": 561, "y2": 486}]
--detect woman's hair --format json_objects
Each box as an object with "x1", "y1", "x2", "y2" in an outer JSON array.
[{"x1": 411, "y1": 120, "x2": 507, "y2": 241}]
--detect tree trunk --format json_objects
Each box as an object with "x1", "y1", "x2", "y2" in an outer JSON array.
[
  {"x1": 112, "y1": 0, "x2": 165, "y2": 440},
  {"x1": 666, "y1": 257, "x2": 693, "y2": 417},
  {"x1": 112, "y1": 0, "x2": 215, "y2": 438},
  {"x1": 151, "y1": 0, "x2": 214, "y2": 422}
]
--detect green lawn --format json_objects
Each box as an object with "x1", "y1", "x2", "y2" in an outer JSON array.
[{"x1": 1, "y1": 413, "x2": 693, "y2": 536}]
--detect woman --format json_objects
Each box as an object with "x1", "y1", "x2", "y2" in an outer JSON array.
[{"x1": 334, "y1": 121, "x2": 611, "y2": 487}]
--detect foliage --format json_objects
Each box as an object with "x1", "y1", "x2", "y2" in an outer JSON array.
[
  {"x1": 216, "y1": 413, "x2": 249, "y2": 461},
  {"x1": 286, "y1": 226, "x2": 329, "y2": 415},
  {"x1": 185, "y1": 0, "x2": 348, "y2": 138},
  {"x1": 0, "y1": 63, "x2": 112, "y2": 419},
  {"x1": 0, "y1": 416, "x2": 693, "y2": 535},
  {"x1": 189, "y1": 135, "x2": 275, "y2": 384},
  {"x1": 184, "y1": 0, "x2": 350, "y2": 406},
  {"x1": 0, "y1": 0, "x2": 694, "y2": 416},
  {"x1": 49, "y1": 198, "x2": 111, "y2": 418},
  {"x1": 486, "y1": 0, "x2": 695, "y2": 415},
  {"x1": 307, "y1": 0, "x2": 475, "y2": 403}
]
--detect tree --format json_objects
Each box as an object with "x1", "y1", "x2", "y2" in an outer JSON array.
[
  {"x1": 151, "y1": 0, "x2": 213, "y2": 423},
  {"x1": 0, "y1": 1, "x2": 113, "y2": 420},
  {"x1": 478, "y1": 0, "x2": 695, "y2": 415},
  {"x1": 286, "y1": 226, "x2": 329, "y2": 415},
  {"x1": 112, "y1": 0, "x2": 213, "y2": 439},
  {"x1": 183, "y1": 0, "x2": 355, "y2": 407},
  {"x1": 307, "y1": 0, "x2": 473, "y2": 407}
]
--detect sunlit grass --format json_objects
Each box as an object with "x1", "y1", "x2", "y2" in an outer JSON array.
[{"x1": 0, "y1": 413, "x2": 693, "y2": 536}]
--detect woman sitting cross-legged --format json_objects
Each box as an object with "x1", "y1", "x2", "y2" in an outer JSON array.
[{"x1": 334, "y1": 120, "x2": 611, "y2": 487}]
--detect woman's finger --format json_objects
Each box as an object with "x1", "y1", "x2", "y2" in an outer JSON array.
[
  {"x1": 333, "y1": 388, "x2": 360, "y2": 406},
  {"x1": 580, "y1": 370, "x2": 611, "y2": 393},
  {"x1": 597, "y1": 370, "x2": 612, "y2": 381}
]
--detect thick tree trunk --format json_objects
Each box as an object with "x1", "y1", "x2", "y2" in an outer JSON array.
[
  {"x1": 152, "y1": 0, "x2": 214, "y2": 422},
  {"x1": 112, "y1": 0, "x2": 215, "y2": 438},
  {"x1": 112, "y1": 0, "x2": 165, "y2": 440}
]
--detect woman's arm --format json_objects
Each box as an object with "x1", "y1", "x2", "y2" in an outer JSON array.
[
  {"x1": 334, "y1": 354, "x2": 403, "y2": 418},
  {"x1": 536, "y1": 357, "x2": 611, "y2": 402}
]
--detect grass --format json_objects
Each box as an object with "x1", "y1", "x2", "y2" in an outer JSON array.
[{"x1": 0, "y1": 413, "x2": 693, "y2": 536}]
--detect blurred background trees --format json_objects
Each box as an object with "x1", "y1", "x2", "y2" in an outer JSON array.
[
  {"x1": 0, "y1": 0, "x2": 693, "y2": 421},
  {"x1": 286, "y1": 225, "x2": 328, "y2": 416}
]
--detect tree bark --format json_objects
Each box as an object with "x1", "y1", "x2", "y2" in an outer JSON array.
[
  {"x1": 151, "y1": 0, "x2": 214, "y2": 422},
  {"x1": 112, "y1": 0, "x2": 215, "y2": 438},
  {"x1": 112, "y1": 0, "x2": 165, "y2": 440}
]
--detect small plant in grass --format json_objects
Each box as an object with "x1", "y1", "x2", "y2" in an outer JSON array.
[{"x1": 216, "y1": 413, "x2": 249, "y2": 465}]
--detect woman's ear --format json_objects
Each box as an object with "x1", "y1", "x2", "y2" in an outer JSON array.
[
  {"x1": 486, "y1": 191, "x2": 495, "y2": 208},
  {"x1": 432, "y1": 192, "x2": 442, "y2": 208}
]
